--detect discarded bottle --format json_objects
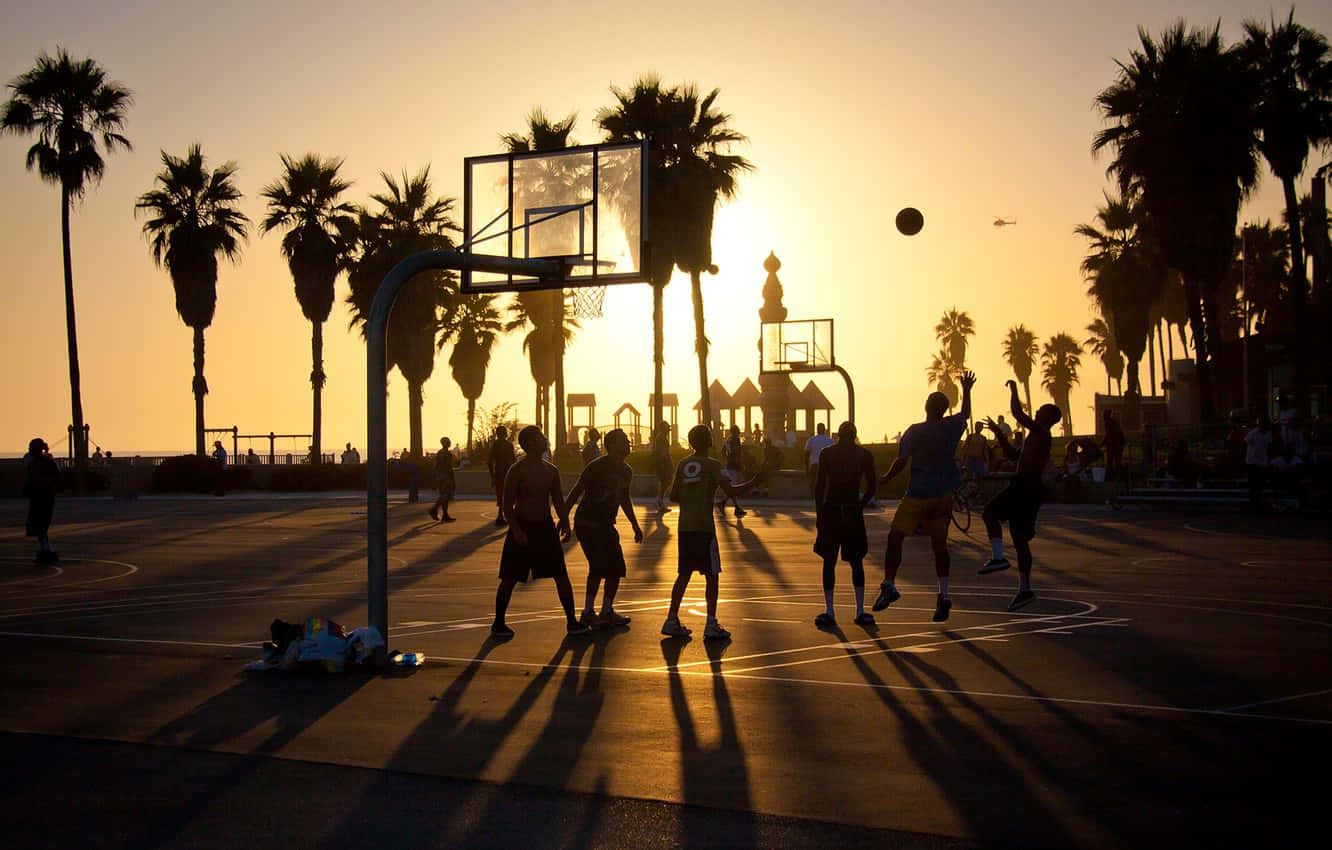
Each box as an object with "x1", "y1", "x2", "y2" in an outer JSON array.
[{"x1": 392, "y1": 651, "x2": 424, "y2": 667}]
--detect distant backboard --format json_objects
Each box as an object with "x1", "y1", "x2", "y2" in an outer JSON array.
[
  {"x1": 462, "y1": 141, "x2": 648, "y2": 292},
  {"x1": 760, "y1": 319, "x2": 834, "y2": 374}
]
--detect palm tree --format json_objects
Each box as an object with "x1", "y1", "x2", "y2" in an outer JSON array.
[
  {"x1": 1002, "y1": 325, "x2": 1039, "y2": 414},
  {"x1": 260, "y1": 154, "x2": 357, "y2": 463},
  {"x1": 1041, "y1": 333, "x2": 1083, "y2": 437},
  {"x1": 345, "y1": 167, "x2": 459, "y2": 457},
  {"x1": 1084, "y1": 317, "x2": 1124, "y2": 395},
  {"x1": 934, "y1": 307, "x2": 975, "y2": 369},
  {"x1": 1075, "y1": 190, "x2": 1164, "y2": 424},
  {"x1": 1243, "y1": 12, "x2": 1332, "y2": 409},
  {"x1": 442, "y1": 294, "x2": 504, "y2": 452},
  {"x1": 597, "y1": 77, "x2": 754, "y2": 431},
  {"x1": 501, "y1": 109, "x2": 581, "y2": 449},
  {"x1": 135, "y1": 145, "x2": 248, "y2": 457},
  {"x1": 925, "y1": 351, "x2": 959, "y2": 411},
  {"x1": 1232, "y1": 221, "x2": 1291, "y2": 335},
  {"x1": 1094, "y1": 22, "x2": 1261, "y2": 420},
  {"x1": 2, "y1": 49, "x2": 132, "y2": 475},
  {"x1": 504, "y1": 291, "x2": 578, "y2": 434}
]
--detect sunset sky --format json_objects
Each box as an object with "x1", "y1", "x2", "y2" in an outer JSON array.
[{"x1": 4, "y1": 1, "x2": 1329, "y2": 457}]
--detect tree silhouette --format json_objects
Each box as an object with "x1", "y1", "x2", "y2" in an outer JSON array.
[
  {"x1": 1002, "y1": 325, "x2": 1039, "y2": 414},
  {"x1": 1084, "y1": 317, "x2": 1124, "y2": 395},
  {"x1": 345, "y1": 167, "x2": 458, "y2": 458},
  {"x1": 260, "y1": 154, "x2": 357, "y2": 463},
  {"x1": 135, "y1": 145, "x2": 248, "y2": 456},
  {"x1": 504, "y1": 292, "x2": 578, "y2": 434},
  {"x1": 926, "y1": 350, "x2": 959, "y2": 410},
  {"x1": 934, "y1": 307, "x2": 975, "y2": 369},
  {"x1": 1095, "y1": 22, "x2": 1261, "y2": 420},
  {"x1": 1041, "y1": 333, "x2": 1083, "y2": 437},
  {"x1": 2, "y1": 49, "x2": 132, "y2": 476},
  {"x1": 442, "y1": 293, "x2": 503, "y2": 453}
]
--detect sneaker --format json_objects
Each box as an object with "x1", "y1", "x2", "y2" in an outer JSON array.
[
  {"x1": 567, "y1": 622, "x2": 592, "y2": 636},
  {"x1": 1008, "y1": 589, "x2": 1036, "y2": 611},
  {"x1": 872, "y1": 582, "x2": 901, "y2": 612},
  {"x1": 854, "y1": 612, "x2": 875, "y2": 627},
  {"x1": 932, "y1": 595, "x2": 952, "y2": 622},
  {"x1": 704, "y1": 620, "x2": 731, "y2": 640},
  {"x1": 442, "y1": 515, "x2": 457, "y2": 523},
  {"x1": 980, "y1": 557, "x2": 1012, "y2": 575},
  {"x1": 490, "y1": 623, "x2": 515, "y2": 638},
  {"x1": 814, "y1": 612, "x2": 836, "y2": 629},
  {"x1": 579, "y1": 609, "x2": 599, "y2": 630},
  {"x1": 734, "y1": 507, "x2": 747, "y2": 518},
  {"x1": 428, "y1": 508, "x2": 439, "y2": 521},
  {"x1": 661, "y1": 617, "x2": 692, "y2": 637},
  {"x1": 600, "y1": 611, "x2": 631, "y2": 627}
]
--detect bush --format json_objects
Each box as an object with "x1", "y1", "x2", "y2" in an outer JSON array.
[
  {"x1": 153, "y1": 455, "x2": 224, "y2": 494},
  {"x1": 265, "y1": 463, "x2": 365, "y2": 491}
]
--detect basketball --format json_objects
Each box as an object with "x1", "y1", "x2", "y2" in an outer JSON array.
[{"x1": 896, "y1": 207, "x2": 924, "y2": 236}]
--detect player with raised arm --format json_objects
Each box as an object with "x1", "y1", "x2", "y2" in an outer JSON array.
[
  {"x1": 491, "y1": 426, "x2": 590, "y2": 638},
  {"x1": 662, "y1": 425, "x2": 759, "y2": 639},
  {"x1": 979, "y1": 380, "x2": 1061, "y2": 610},
  {"x1": 874, "y1": 370, "x2": 976, "y2": 622},
  {"x1": 566, "y1": 428, "x2": 643, "y2": 629},
  {"x1": 813, "y1": 421, "x2": 878, "y2": 628}
]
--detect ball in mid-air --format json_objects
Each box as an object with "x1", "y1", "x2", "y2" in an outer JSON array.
[{"x1": 895, "y1": 207, "x2": 924, "y2": 236}]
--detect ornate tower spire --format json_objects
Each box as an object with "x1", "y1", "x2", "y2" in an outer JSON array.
[{"x1": 758, "y1": 252, "x2": 790, "y2": 443}]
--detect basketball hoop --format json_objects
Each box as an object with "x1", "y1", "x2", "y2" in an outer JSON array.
[{"x1": 568, "y1": 286, "x2": 606, "y2": 319}]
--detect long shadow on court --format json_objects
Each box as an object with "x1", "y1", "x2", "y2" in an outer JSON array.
[{"x1": 719, "y1": 517, "x2": 792, "y2": 589}]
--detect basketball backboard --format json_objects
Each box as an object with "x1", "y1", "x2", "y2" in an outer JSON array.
[
  {"x1": 760, "y1": 319, "x2": 834, "y2": 374},
  {"x1": 462, "y1": 140, "x2": 648, "y2": 292}
]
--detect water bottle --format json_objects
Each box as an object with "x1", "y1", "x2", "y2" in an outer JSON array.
[{"x1": 393, "y1": 651, "x2": 424, "y2": 667}]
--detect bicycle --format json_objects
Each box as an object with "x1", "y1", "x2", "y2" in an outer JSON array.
[{"x1": 951, "y1": 465, "x2": 997, "y2": 533}]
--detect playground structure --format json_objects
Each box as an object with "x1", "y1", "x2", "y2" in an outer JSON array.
[{"x1": 206, "y1": 426, "x2": 319, "y2": 464}]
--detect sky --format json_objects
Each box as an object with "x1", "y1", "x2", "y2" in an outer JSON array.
[{"x1": 3, "y1": 0, "x2": 1329, "y2": 456}]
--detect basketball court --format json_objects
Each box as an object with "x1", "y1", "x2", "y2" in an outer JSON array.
[{"x1": 0, "y1": 495, "x2": 1326, "y2": 847}]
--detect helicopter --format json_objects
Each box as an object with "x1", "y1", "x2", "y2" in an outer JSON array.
[{"x1": 993, "y1": 217, "x2": 1017, "y2": 227}]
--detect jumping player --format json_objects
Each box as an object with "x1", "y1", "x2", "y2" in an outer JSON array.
[
  {"x1": 566, "y1": 428, "x2": 643, "y2": 629},
  {"x1": 488, "y1": 425, "x2": 516, "y2": 527},
  {"x1": 662, "y1": 425, "x2": 757, "y2": 639},
  {"x1": 813, "y1": 421, "x2": 877, "y2": 628},
  {"x1": 874, "y1": 370, "x2": 976, "y2": 622},
  {"x1": 979, "y1": 380, "x2": 1061, "y2": 610},
  {"x1": 491, "y1": 426, "x2": 590, "y2": 638}
]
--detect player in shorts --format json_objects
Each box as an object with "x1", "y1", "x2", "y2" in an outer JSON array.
[
  {"x1": 652, "y1": 421, "x2": 673, "y2": 513},
  {"x1": 979, "y1": 380, "x2": 1061, "y2": 611},
  {"x1": 662, "y1": 425, "x2": 757, "y2": 639},
  {"x1": 875, "y1": 370, "x2": 976, "y2": 622},
  {"x1": 491, "y1": 426, "x2": 590, "y2": 638},
  {"x1": 428, "y1": 436, "x2": 456, "y2": 522},
  {"x1": 813, "y1": 421, "x2": 877, "y2": 628},
  {"x1": 566, "y1": 428, "x2": 643, "y2": 629}
]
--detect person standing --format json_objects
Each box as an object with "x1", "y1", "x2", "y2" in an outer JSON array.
[
  {"x1": 23, "y1": 438, "x2": 61, "y2": 565},
  {"x1": 492, "y1": 426, "x2": 590, "y2": 638},
  {"x1": 813, "y1": 421, "x2": 877, "y2": 628},
  {"x1": 566, "y1": 428, "x2": 642, "y2": 629},
  {"x1": 581, "y1": 428, "x2": 602, "y2": 465},
  {"x1": 1244, "y1": 414, "x2": 1273, "y2": 512},
  {"x1": 720, "y1": 426, "x2": 747, "y2": 518},
  {"x1": 978, "y1": 380, "x2": 1063, "y2": 611},
  {"x1": 211, "y1": 440, "x2": 227, "y2": 465},
  {"x1": 875, "y1": 371, "x2": 976, "y2": 622},
  {"x1": 1101, "y1": 410, "x2": 1125, "y2": 479},
  {"x1": 804, "y1": 423, "x2": 834, "y2": 499},
  {"x1": 961, "y1": 421, "x2": 990, "y2": 480},
  {"x1": 487, "y1": 426, "x2": 516, "y2": 528},
  {"x1": 429, "y1": 437, "x2": 457, "y2": 522},
  {"x1": 652, "y1": 421, "x2": 674, "y2": 514}
]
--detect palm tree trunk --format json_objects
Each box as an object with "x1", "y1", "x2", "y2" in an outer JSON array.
[
  {"x1": 60, "y1": 186, "x2": 88, "y2": 488},
  {"x1": 1124, "y1": 358, "x2": 1142, "y2": 429},
  {"x1": 408, "y1": 379, "x2": 423, "y2": 460},
  {"x1": 1182, "y1": 274, "x2": 1214, "y2": 421},
  {"x1": 1022, "y1": 379, "x2": 1033, "y2": 417},
  {"x1": 1105, "y1": 372, "x2": 1111, "y2": 395},
  {"x1": 1147, "y1": 333, "x2": 1156, "y2": 398},
  {"x1": 466, "y1": 398, "x2": 476, "y2": 453},
  {"x1": 311, "y1": 320, "x2": 325, "y2": 463},
  {"x1": 1157, "y1": 322, "x2": 1167, "y2": 388},
  {"x1": 1167, "y1": 323, "x2": 1175, "y2": 362},
  {"x1": 690, "y1": 271, "x2": 711, "y2": 429},
  {"x1": 1283, "y1": 176, "x2": 1309, "y2": 414},
  {"x1": 1057, "y1": 390, "x2": 1072, "y2": 437},
  {"x1": 193, "y1": 327, "x2": 207, "y2": 456},
  {"x1": 553, "y1": 295, "x2": 567, "y2": 451},
  {"x1": 652, "y1": 282, "x2": 664, "y2": 433}
]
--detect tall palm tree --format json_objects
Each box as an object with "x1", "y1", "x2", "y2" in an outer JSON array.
[
  {"x1": 345, "y1": 167, "x2": 458, "y2": 457},
  {"x1": 1041, "y1": 333, "x2": 1083, "y2": 437},
  {"x1": 1075, "y1": 190, "x2": 1164, "y2": 424},
  {"x1": 504, "y1": 291, "x2": 578, "y2": 434},
  {"x1": 1002, "y1": 325, "x2": 1039, "y2": 414},
  {"x1": 260, "y1": 154, "x2": 357, "y2": 463},
  {"x1": 926, "y1": 351, "x2": 959, "y2": 411},
  {"x1": 1084, "y1": 317, "x2": 1123, "y2": 395},
  {"x1": 1094, "y1": 22, "x2": 1261, "y2": 420},
  {"x1": 1155, "y1": 271, "x2": 1191, "y2": 360},
  {"x1": 442, "y1": 294, "x2": 504, "y2": 452},
  {"x1": 1232, "y1": 221, "x2": 1291, "y2": 335},
  {"x1": 1243, "y1": 12, "x2": 1332, "y2": 409},
  {"x1": 135, "y1": 145, "x2": 248, "y2": 457},
  {"x1": 934, "y1": 307, "x2": 975, "y2": 369},
  {"x1": 2, "y1": 49, "x2": 132, "y2": 475},
  {"x1": 501, "y1": 109, "x2": 581, "y2": 449}
]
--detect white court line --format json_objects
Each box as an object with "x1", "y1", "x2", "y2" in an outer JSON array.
[
  {"x1": 742, "y1": 618, "x2": 803, "y2": 624},
  {"x1": 1218, "y1": 688, "x2": 1332, "y2": 713},
  {"x1": 0, "y1": 630, "x2": 259, "y2": 649}
]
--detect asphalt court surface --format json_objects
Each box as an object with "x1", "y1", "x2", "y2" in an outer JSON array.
[{"x1": 0, "y1": 495, "x2": 1328, "y2": 848}]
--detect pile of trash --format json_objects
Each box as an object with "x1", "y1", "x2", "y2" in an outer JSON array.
[{"x1": 244, "y1": 616, "x2": 385, "y2": 673}]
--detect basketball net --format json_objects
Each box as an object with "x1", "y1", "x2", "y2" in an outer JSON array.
[{"x1": 568, "y1": 286, "x2": 606, "y2": 320}]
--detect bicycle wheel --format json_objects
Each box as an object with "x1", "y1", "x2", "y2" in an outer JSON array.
[{"x1": 951, "y1": 490, "x2": 971, "y2": 532}]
